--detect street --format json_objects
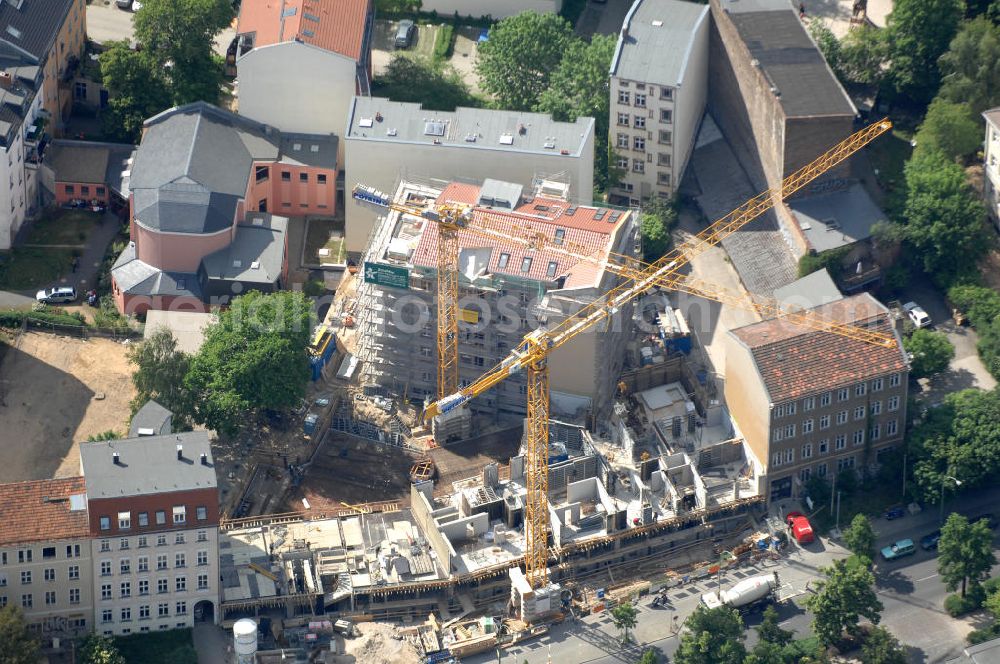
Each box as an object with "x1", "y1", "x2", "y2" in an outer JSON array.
[{"x1": 467, "y1": 488, "x2": 1000, "y2": 664}]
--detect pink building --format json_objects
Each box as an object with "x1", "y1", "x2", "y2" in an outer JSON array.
[{"x1": 110, "y1": 102, "x2": 337, "y2": 316}]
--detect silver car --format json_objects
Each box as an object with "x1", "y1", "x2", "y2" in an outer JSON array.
[{"x1": 36, "y1": 286, "x2": 77, "y2": 304}]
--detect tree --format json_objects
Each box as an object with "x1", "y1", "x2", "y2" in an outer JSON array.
[
  {"x1": 475, "y1": 11, "x2": 575, "y2": 110},
  {"x1": 610, "y1": 602, "x2": 638, "y2": 644},
  {"x1": 938, "y1": 512, "x2": 997, "y2": 597},
  {"x1": 185, "y1": 291, "x2": 313, "y2": 435},
  {"x1": 805, "y1": 557, "x2": 883, "y2": 647},
  {"x1": 744, "y1": 641, "x2": 787, "y2": 664},
  {"x1": 133, "y1": 0, "x2": 233, "y2": 104},
  {"x1": 948, "y1": 284, "x2": 1000, "y2": 329},
  {"x1": 938, "y1": 17, "x2": 1000, "y2": 115},
  {"x1": 810, "y1": 22, "x2": 844, "y2": 81},
  {"x1": 0, "y1": 605, "x2": 40, "y2": 664},
  {"x1": 673, "y1": 605, "x2": 747, "y2": 664},
  {"x1": 372, "y1": 55, "x2": 479, "y2": 112},
  {"x1": 756, "y1": 605, "x2": 794, "y2": 647},
  {"x1": 914, "y1": 98, "x2": 982, "y2": 160},
  {"x1": 839, "y1": 25, "x2": 887, "y2": 87},
  {"x1": 860, "y1": 626, "x2": 908, "y2": 664},
  {"x1": 640, "y1": 197, "x2": 678, "y2": 262},
  {"x1": 87, "y1": 430, "x2": 125, "y2": 442},
  {"x1": 985, "y1": 584, "x2": 1000, "y2": 620},
  {"x1": 843, "y1": 514, "x2": 877, "y2": 563},
  {"x1": 98, "y1": 41, "x2": 172, "y2": 143},
  {"x1": 978, "y1": 316, "x2": 1000, "y2": 380},
  {"x1": 902, "y1": 148, "x2": 987, "y2": 286},
  {"x1": 904, "y1": 329, "x2": 955, "y2": 378},
  {"x1": 885, "y1": 0, "x2": 965, "y2": 103},
  {"x1": 638, "y1": 648, "x2": 660, "y2": 664},
  {"x1": 127, "y1": 328, "x2": 193, "y2": 429},
  {"x1": 79, "y1": 634, "x2": 126, "y2": 664}
]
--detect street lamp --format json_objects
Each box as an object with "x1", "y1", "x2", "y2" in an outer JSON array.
[{"x1": 940, "y1": 474, "x2": 962, "y2": 523}]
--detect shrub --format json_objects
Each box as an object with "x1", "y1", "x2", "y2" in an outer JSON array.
[
  {"x1": 798, "y1": 246, "x2": 851, "y2": 279},
  {"x1": 949, "y1": 284, "x2": 1000, "y2": 329},
  {"x1": 968, "y1": 623, "x2": 1000, "y2": 645},
  {"x1": 302, "y1": 279, "x2": 326, "y2": 298},
  {"x1": 982, "y1": 576, "x2": 1000, "y2": 597},
  {"x1": 945, "y1": 592, "x2": 982, "y2": 617},
  {"x1": 433, "y1": 24, "x2": 454, "y2": 61}
]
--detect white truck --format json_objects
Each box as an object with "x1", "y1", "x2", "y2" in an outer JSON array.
[{"x1": 700, "y1": 572, "x2": 779, "y2": 612}]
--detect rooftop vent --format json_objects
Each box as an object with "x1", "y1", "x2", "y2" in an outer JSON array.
[
  {"x1": 232, "y1": 260, "x2": 242, "y2": 268},
  {"x1": 252, "y1": 217, "x2": 264, "y2": 226},
  {"x1": 652, "y1": 20, "x2": 663, "y2": 26},
  {"x1": 359, "y1": 117, "x2": 374, "y2": 128},
  {"x1": 112, "y1": 452, "x2": 121, "y2": 466},
  {"x1": 250, "y1": 261, "x2": 260, "y2": 270},
  {"x1": 387, "y1": 128, "x2": 397, "y2": 136},
  {"x1": 543, "y1": 138, "x2": 555, "y2": 149},
  {"x1": 6, "y1": 25, "x2": 21, "y2": 40},
  {"x1": 310, "y1": 144, "x2": 319, "y2": 152},
  {"x1": 136, "y1": 427, "x2": 155, "y2": 436},
  {"x1": 499, "y1": 133, "x2": 514, "y2": 145},
  {"x1": 424, "y1": 121, "x2": 446, "y2": 137},
  {"x1": 176, "y1": 444, "x2": 183, "y2": 460},
  {"x1": 465, "y1": 134, "x2": 477, "y2": 143},
  {"x1": 200, "y1": 453, "x2": 209, "y2": 466}
]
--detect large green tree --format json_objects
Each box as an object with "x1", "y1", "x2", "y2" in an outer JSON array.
[
  {"x1": 79, "y1": 635, "x2": 126, "y2": 664},
  {"x1": 860, "y1": 626, "x2": 908, "y2": 664},
  {"x1": 674, "y1": 606, "x2": 747, "y2": 664},
  {"x1": 904, "y1": 328, "x2": 955, "y2": 378},
  {"x1": 372, "y1": 55, "x2": 479, "y2": 112},
  {"x1": 127, "y1": 328, "x2": 193, "y2": 428},
  {"x1": 640, "y1": 197, "x2": 678, "y2": 262},
  {"x1": 914, "y1": 98, "x2": 983, "y2": 160},
  {"x1": 756, "y1": 604, "x2": 794, "y2": 647},
  {"x1": 0, "y1": 605, "x2": 39, "y2": 664},
  {"x1": 98, "y1": 41, "x2": 173, "y2": 143},
  {"x1": 805, "y1": 557, "x2": 883, "y2": 647},
  {"x1": 186, "y1": 291, "x2": 313, "y2": 435},
  {"x1": 939, "y1": 512, "x2": 997, "y2": 597},
  {"x1": 902, "y1": 148, "x2": 986, "y2": 285},
  {"x1": 938, "y1": 17, "x2": 1000, "y2": 115},
  {"x1": 475, "y1": 11, "x2": 575, "y2": 110},
  {"x1": 839, "y1": 25, "x2": 887, "y2": 87},
  {"x1": 885, "y1": 0, "x2": 966, "y2": 103},
  {"x1": 843, "y1": 514, "x2": 877, "y2": 563},
  {"x1": 610, "y1": 602, "x2": 638, "y2": 644}
]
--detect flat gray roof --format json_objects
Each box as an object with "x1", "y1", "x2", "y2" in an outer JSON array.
[
  {"x1": 80, "y1": 431, "x2": 216, "y2": 499},
  {"x1": 790, "y1": 182, "x2": 886, "y2": 253},
  {"x1": 773, "y1": 268, "x2": 842, "y2": 310},
  {"x1": 201, "y1": 213, "x2": 288, "y2": 284},
  {"x1": 610, "y1": 0, "x2": 709, "y2": 87},
  {"x1": 128, "y1": 400, "x2": 173, "y2": 438},
  {"x1": 279, "y1": 133, "x2": 339, "y2": 170},
  {"x1": 345, "y1": 97, "x2": 594, "y2": 156}
]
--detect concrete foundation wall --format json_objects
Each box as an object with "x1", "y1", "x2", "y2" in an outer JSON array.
[{"x1": 410, "y1": 484, "x2": 455, "y2": 572}]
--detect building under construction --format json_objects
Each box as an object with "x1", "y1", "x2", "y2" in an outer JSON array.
[{"x1": 353, "y1": 176, "x2": 637, "y2": 429}]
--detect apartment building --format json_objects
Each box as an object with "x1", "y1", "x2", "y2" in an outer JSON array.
[
  {"x1": 608, "y1": 0, "x2": 709, "y2": 205},
  {"x1": 0, "y1": 477, "x2": 92, "y2": 645},
  {"x1": 355, "y1": 177, "x2": 636, "y2": 425},
  {"x1": 344, "y1": 97, "x2": 595, "y2": 256},
  {"x1": 724, "y1": 293, "x2": 909, "y2": 502},
  {"x1": 984, "y1": 108, "x2": 1000, "y2": 229},
  {"x1": 0, "y1": 0, "x2": 87, "y2": 247},
  {"x1": 80, "y1": 432, "x2": 220, "y2": 636}
]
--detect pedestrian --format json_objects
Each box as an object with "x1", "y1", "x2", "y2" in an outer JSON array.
[{"x1": 799, "y1": 2, "x2": 806, "y2": 18}]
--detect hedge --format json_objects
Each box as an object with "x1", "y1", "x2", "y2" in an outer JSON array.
[{"x1": 433, "y1": 24, "x2": 454, "y2": 61}]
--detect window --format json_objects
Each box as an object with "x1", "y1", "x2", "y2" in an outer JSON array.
[
  {"x1": 138, "y1": 536, "x2": 147, "y2": 549},
  {"x1": 21, "y1": 594, "x2": 31, "y2": 609},
  {"x1": 819, "y1": 415, "x2": 830, "y2": 430},
  {"x1": 634, "y1": 93, "x2": 646, "y2": 107},
  {"x1": 299, "y1": 173, "x2": 308, "y2": 183},
  {"x1": 175, "y1": 577, "x2": 186, "y2": 592},
  {"x1": 836, "y1": 410, "x2": 848, "y2": 425},
  {"x1": 158, "y1": 603, "x2": 169, "y2": 617},
  {"x1": 96, "y1": 186, "x2": 105, "y2": 196},
  {"x1": 617, "y1": 112, "x2": 629, "y2": 126},
  {"x1": 197, "y1": 531, "x2": 207, "y2": 543},
  {"x1": 838, "y1": 456, "x2": 856, "y2": 471},
  {"x1": 772, "y1": 427, "x2": 784, "y2": 443},
  {"x1": 100, "y1": 516, "x2": 111, "y2": 531},
  {"x1": 139, "y1": 580, "x2": 149, "y2": 596},
  {"x1": 657, "y1": 152, "x2": 671, "y2": 167},
  {"x1": 772, "y1": 452, "x2": 782, "y2": 467},
  {"x1": 617, "y1": 133, "x2": 629, "y2": 149},
  {"x1": 118, "y1": 511, "x2": 131, "y2": 529},
  {"x1": 855, "y1": 382, "x2": 867, "y2": 397},
  {"x1": 634, "y1": 115, "x2": 646, "y2": 129},
  {"x1": 659, "y1": 130, "x2": 672, "y2": 145},
  {"x1": 870, "y1": 424, "x2": 881, "y2": 441},
  {"x1": 817, "y1": 462, "x2": 828, "y2": 478},
  {"x1": 800, "y1": 468, "x2": 812, "y2": 483},
  {"x1": 120, "y1": 539, "x2": 129, "y2": 551},
  {"x1": 317, "y1": 174, "x2": 327, "y2": 184},
  {"x1": 42, "y1": 547, "x2": 55, "y2": 559},
  {"x1": 69, "y1": 588, "x2": 80, "y2": 604},
  {"x1": 101, "y1": 584, "x2": 112, "y2": 600},
  {"x1": 255, "y1": 165, "x2": 269, "y2": 183},
  {"x1": 0, "y1": 596, "x2": 6, "y2": 608},
  {"x1": 802, "y1": 419, "x2": 814, "y2": 434},
  {"x1": 196, "y1": 506, "x2": 207, "y2": 521},
  {"x1": 0, "y1": 574, "x2": 7, "y2": 587},
  {"x1": 66, "y1": 544, "x2": 80, "y2": 558},
  {"x1": 44, "y1": 569, "x2": 55, "y2": 582},
  {"x1": 156, "y1": 555, "x2": 167, "y2": 571},
  {"x1": 546, "y1": 261, "x2": 558, "y2": 278},
  {"x1": 872, "y1": 377, "x2": 884, "y2": 392},
  {"x1": 803, "y1": 397, "x2": 815, "y2": 412},
  {"x1": 616, "y1": 157, "x2": 629, "y2": 170},
  {"x1": 196, "y1": 551, "x2": 208, "y2": 567},
  {"x1": 20, "y1": 571, "x2": 30, "y2": 585},
  {"x1": 520, "y1": 257, "x2": 532, "y2": 273},
  {"x1": 871, "y1": 401, "x2": 882, "y2": 415},
  {"x1": 197, "y1": 574, "x2": 209, "y2": 590},
  {"x1": 633, "y1": 136, "x2": 645, "y2": 151},
  {"x1": 172, "y1": 507, "x2": 186, "y2": 524},
  {"x1": 818, "y1": 439, "x2": 829, "y2": 454},
  {"x1": 660, "y1": 109, "x2": 672, "y2": 124},
  {"x1": 68, "y1": 566, "x2": 79, "y2": 580},
  {"x1": 176, "y1": 601, "x2": 187, "y2": 615},
  {"x1": 820, "y1": 392, "x2": 832, "y2": 407},
  {"x1": 496, "y1": 252, "x2": 510, "y2": 270},
  {"x1": 175, "y1": 553, "x2": 185, "y2": 568},
  {"x1": 802, "y1": 443, "x2": 813, "y2": 459},
  {"x1": 121, "y1": 607, "x2": 131, "y2": 622},
  {"x1": 888, "y1": 396, "x2": 900, "y2": 412},
  {"x1": 281, "y1": 171, "x2": 291, "y2": 182},
  {"x1": 853, "y1": 429, "x2": 865, "y2": 446},
  {"x1": 176, "y1": 533, "x2": 185, "y2": 546},
  {"x1": 157, "y1": 579, "x2": 168, "y2": 594},
  {"x1": 120, "y1": 581, "x2": 131, "y2": 598},
  {"x1": 633, "y1": 159, "x2": 644, "y2": 173},
  {"x1": 618, "y1": 90, "x2": 630, "y2": 104},
  {"x1": 155, "y1": 511, "x2": 166, "y2": 526},
  {"x1": 785, "y1": 448, "x2": 794, "y2": 464},
  {"x1": 140, "y1": 605, "x2": 150, "y2": 620},
  {"x1": 889, "y1": 373, "x2": 901, "y2": 387},
  {"x1": 64, "y1": 184, "x2": 74, "y2": 194},
  {"x1": 835, "y1": 434, "x2": 847, "y2": 450},
  {"x1": 838, "y1": 388, "x2": 850, "y2": 402},
  {"x1": 660, "y1": 87, "x2": 673, "y2": 100},
  {"x1": 886, "y1": 419, "x2": 898, "y2": 436},
  {"x1": 657, "y1": 172, "x2": 671, "y2": 186},
  {"x1": 120, "y1": 559, "x2": 131, "y2": 574},
  {"x1": 854, "y1": 406, "x2": 865, "y2": 421},
  {"x1": 102, "y1": 609, "x2": 113, "y2": 624}
]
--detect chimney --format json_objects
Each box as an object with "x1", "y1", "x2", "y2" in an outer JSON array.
[
  {"x1": 176, "y1": 444, "x2": 183, "y2": 460},
  {"x1": 200, "y1": 453, "x2": 209, "y2": 466},
  {"x1": 0, "y1": 71, "x2": 11, "y2": 91},
  {"x1": 112, "y1": 452, "x2": 121, "y2": 466}
]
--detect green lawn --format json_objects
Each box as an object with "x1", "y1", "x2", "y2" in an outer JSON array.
[
  {"x1": 115, "y1": 628, "x2": 197, "y2": 664},
  {"x1": 25, "y1": 208, "x2": 100, "y2": 246},
  {"x1": 0, "y1": 247, "x2": 74, "y2": 290},
  {"x1": 305, "y1": 218, "x2": 347, "y2": 265}
]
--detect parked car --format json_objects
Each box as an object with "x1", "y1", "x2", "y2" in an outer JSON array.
[
  {"x1": 785, "y1": 511, "x2": 814, "y2": 544},
  {"x1": 35, "y1": 286, "x2": 77, "y2": 304},
  {"x1": 920, "y1": 530, "x2": 941, "y2": 551},
  {"x1": 881, "y1": 538, "x2": 916, "y2": 561},
  {"x1": 115, "y1": 0, "x2": 132, "y2": 8},
  {"x1": 884, "y1": 505, "x2": 906, "y2": 520},
  {"x1": 903, "y1": 301, "x2": 931, "y2": 328},
  {"x1": 395, "y1": 20, "x2": 415, "y2": 49}
]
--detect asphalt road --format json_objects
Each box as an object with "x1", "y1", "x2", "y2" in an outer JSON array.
[{"x1": 468, "y1": 488, "x2": 1000, "y2": 664}]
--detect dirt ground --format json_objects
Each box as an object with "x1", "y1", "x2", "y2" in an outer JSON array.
[{"x1": 0, "y1": 331, "x2": 135, "y2": 482}]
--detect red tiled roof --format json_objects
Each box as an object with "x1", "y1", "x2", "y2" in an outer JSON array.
[
  {"x1": 408, "y1": 183, "x2": 625, "y2": 288},
  {"x1": 730, "y1": 293, "x2": 908, "y2": 403},
  {"x1": 237, "y1": 0, "x2": 371, "y2": 60},
  {"x1": 0, "y1": 477, "x2": 90, "y2": 546}
]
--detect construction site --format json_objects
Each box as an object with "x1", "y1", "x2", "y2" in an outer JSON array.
[{"x1": 209, "y1": 117, "x2": 900, "y2": 662}]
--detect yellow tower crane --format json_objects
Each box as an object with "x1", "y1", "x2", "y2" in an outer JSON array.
[{"x1": 415, "y1": 118, "x2": 894, "y2": 591}]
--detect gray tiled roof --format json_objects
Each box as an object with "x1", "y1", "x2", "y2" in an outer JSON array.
[
  {"x1": 80, "y1": 431, "x2": 216, "y2": 499},
  {"x1": 0, "y1": 0, "x2": 76, "y2": 61},
  {"x1": 610, "y1": 0, "x2": 709, "y2": 87},
  {"x1": 279, "y1": 133, "x2": 338, "y2": 170},
  {"x1": 110, "y1": 242, "x2": 203, "y2": 299},
  {"x1": 200, "y1": 213, "x2": 287, "y2": 284},
  {"x1": 128, "y1": 400, "x2": 173, "y2": 437}
]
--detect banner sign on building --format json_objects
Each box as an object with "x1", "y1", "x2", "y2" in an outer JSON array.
[
  {"x1": 459, "y1": 309, "x2": 480, "y2": 324},
  {"x1": 363, "y1": 261, "x2": 410, "y2": 289}
]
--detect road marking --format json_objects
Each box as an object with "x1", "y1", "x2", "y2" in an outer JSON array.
[{"x1": 915, "y1": 573, "x2": 939, "y2": 582}]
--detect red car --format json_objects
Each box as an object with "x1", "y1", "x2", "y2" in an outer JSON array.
[{"x1": 785, "y1": 511, "x2": 815, "y2": 544}]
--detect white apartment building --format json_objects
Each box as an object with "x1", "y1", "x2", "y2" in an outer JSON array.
[
  {"x1": 0, "y1": 61, "x2": 45, "y2": 249},
  {"x1": 0, "y1": 478, "x2": 93, "y2": 646},
  {"x1": 984, "y1": 108, "x2": 1000, "y2": 229},
  {"x1": 344, "y1": 97, "x2": 596, "y2": 255},
  {"x1": 609, "y1": 0, "x2": 710, "y2": 205},
  {"x1": 80, "y1": 432, "x2": 221, "y2": 636}
]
